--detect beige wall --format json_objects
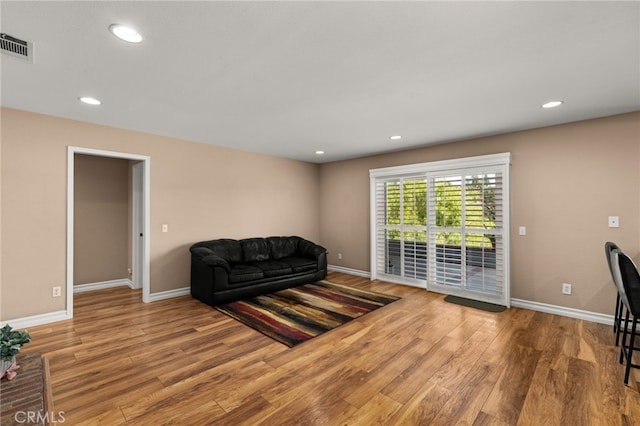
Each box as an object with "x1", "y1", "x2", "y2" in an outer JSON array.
[
  {"x1": 74, "y1": 155, "x2": 130, "y2": 285},
  {"x1": 1, "y1": 107, "x2": 637, "y2": 321},
  {"x1": 1, "y1": 108, "x2": 320, "y2": 320},
  {"x1": 319, "y1": 112, "x2": 640, "y2": 315}
]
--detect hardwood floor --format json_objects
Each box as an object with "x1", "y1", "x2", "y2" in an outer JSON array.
[{"x1": 19, "y1": 272, "x2": 640, "y2": 425}]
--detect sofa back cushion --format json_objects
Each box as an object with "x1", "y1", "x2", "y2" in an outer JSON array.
[
  {"x1": 198, "y1": 239, "x2": 242, "y2": 264},
  {"x1": 241, "y1": 238, "x2": 271, "y2": 262},
  {"x1": 268, "y1": 236, "x2": 301, "y2": 260}
]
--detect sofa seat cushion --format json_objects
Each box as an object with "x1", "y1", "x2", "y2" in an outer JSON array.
[
  {"x1": 282, "y1": 256, "x2": 317, "y2": 273},
  {"x1": 229, "y1": 264, "x2": 264, "y2": 284},
  {"x1": 252, "y1": 260, "x2": 293, "y2": 278}
]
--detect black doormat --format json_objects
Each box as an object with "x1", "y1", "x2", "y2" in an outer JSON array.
[{"x1": 444, "y1": 295, "x2": 506, "y2": 312}]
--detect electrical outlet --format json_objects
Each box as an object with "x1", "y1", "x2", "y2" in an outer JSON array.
[
  {"x1": 562, "y1": 283, "x2": 572, "y2": 295},
  {"x1": 337, "y1": 253, "x2": 343, "y2": 260},
  {"x1": 162, "y1": 224, "x2": 169, "y2": 233},
  {"x1": 52, "y1": 286, "x2": 62, "y2": 297}
]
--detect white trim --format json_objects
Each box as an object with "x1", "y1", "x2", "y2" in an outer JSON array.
[
  {"x1": 149, "y1": 287, "x2": 191, "y2": 302},
  {"x1": 371, "y1": 272, "x2": 426, "y2": 289},
  {"x1": 141, "y1": 157, "x2": 151, "y2": 303},
  {"x1": 73, "y1": 279, "x2": 134, "y2": 293},
  {"x1": 132, "y1": 162, "x2": 144, "y2": 290},
  {"x1": 383, "y1": 279, "x2": 426, "y2": 289},
  {"x1": 2, "y1": 293, "x2": 612, "y2": 331},
  {"x1": 369, "y1": 176, "x2": 378, "y2": 281},
  {"x1": 333, "y1": 266, "x2": 613, "y2": 325},
  {"x1": 511, "y1": 298, "x2": 614, "y2": 326},
  {"x1": 503, "y1": 162, "x2": 511, "y2": 307},
  {"x1": 369, "y1": 152, "x2": 512, "y2": 178},
  {"x1": 67, "y1": 146, "x2": 152, "y2": 323},
  {"x1": 328, "y1": 265, "x2": 371, "y2": 278},
  {"x1": 66, "y1": 148, "x2": 75, "y2": 318},
  {"x1": 330, "y1": 269, "x2": 613, "y2": 326},
  {"x1": 1, "y1": 311, "x2": 71, "y2": 329}
]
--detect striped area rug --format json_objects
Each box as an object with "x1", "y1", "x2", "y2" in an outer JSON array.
[{"x1": 216, "y1": 280, "x2": 400, "y2": 347}]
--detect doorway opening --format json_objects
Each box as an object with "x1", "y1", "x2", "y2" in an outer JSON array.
[{"x1": 66, "y1": 147, "x2": 151, "y2": 319}]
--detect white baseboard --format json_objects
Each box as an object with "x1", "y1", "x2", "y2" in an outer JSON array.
[
  {"x1": 327, "y1": 267, "x2": 614, "y2": 326},
  {"x1": 1, "y1": 286, "x2": 191, "y2": 328},
  {"x1": 3, "y1": 280, "x2": 614, "y2": 330},
  {"x1": 149, "y1": 287, "x2": 190, "y2": 302},
  {"x1": 511, "y1": 298, "x2": 614, "y2": 326},
  {"x1": 1, "y1": 311, "x2": 71, "y2": 329},
  {"x1": 328, "y1": 265, "x2": 371, "y2": 278},
  {"x1": 74, "y1": 279, "x2": 134, "y2": 293}
]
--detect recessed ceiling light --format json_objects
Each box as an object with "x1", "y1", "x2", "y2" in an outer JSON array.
[
  {"x1": 389, "y1": 135, "x2": 402, "y2": 140},
  {"x1": 315, "y1": 150, "x2": 325, "y2": 155},
  {"x1": 542, "y1": 100, "x2": 563, "y2": 109},
  {"x1": 109, "y1": 24, "x2": 143, "y2": 43},
  {"x1": 79, "y1": 96, "x2": 101, "y2": 105}
]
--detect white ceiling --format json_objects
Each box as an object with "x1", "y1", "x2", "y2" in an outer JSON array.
[{"x1": 1, "y1": 1, "x2": 638, "y2": 163}]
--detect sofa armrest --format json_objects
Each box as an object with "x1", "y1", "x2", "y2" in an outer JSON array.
[
  {"x1": 191, "y1": 246, "x2": 231, "y2": 272},
  {"x1": 201, "y1": 254, "x2": 231, "y2": 272},
  {"x1": 298, "y1": 238, "x2": 327, "y2": 259},
  {"x1": 191, "y1": 246, "x2": 214, "y2": 258}
]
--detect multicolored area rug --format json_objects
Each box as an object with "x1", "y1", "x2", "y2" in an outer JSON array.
[{"x1": 216, "y1": 280, "x2": 400, "y2": 347}]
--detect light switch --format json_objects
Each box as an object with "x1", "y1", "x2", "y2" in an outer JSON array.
[
  {"x1": 608, "y1": 216, "x2": 619, "y2": 228},
  {"x1": 162, "y1": 224, "x2": 168, "y2": 233},
  {"x1": 519, "y1": 226, "x2": 526, "y2": 236}
]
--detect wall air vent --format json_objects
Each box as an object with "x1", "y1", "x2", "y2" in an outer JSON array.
[{"x1": 0, "y1": 33, "x2": 33, "y2": 63}]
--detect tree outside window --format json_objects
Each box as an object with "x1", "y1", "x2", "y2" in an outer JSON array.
[{"x1": 386, "y1": 175, "x2": 497, "y2": 248}]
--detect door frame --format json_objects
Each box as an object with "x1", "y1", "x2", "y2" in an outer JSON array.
[
  {"x1": 67, "y1": 146, "x2": 151, "y2": 319},
  {"x1": 131, "y1": 161, "x2": 144, "y2": 290}
]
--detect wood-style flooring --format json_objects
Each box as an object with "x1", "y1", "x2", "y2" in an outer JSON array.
[{"x1": 18, "y1": 272, "x2": 640, "y2": 425}]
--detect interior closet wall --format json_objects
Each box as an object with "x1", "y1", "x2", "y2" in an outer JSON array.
[{"x1": 74, "y1": 154, "x2": 131, "y2": 285}]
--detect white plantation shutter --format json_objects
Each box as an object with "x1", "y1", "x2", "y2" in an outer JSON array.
[
  {"x1": 374, "y1": 179, "x2": 398, "y2": 277},
  {"x1": 370, "y1": 153, "x2": 510, "y2": 306},
  {"x1": 427, "y1": 168, "x2": 506, "y2": 304},
  {"x1": 374, "y1": 177, "x2": 427, "y2": 282}
]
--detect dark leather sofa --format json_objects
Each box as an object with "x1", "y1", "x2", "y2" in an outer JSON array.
[{"x1": 190, "y1": 236, "x2": 328, "y2": 306}]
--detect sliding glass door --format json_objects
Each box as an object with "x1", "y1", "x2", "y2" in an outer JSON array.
[{"x1": 370, "y1": 154, "x2": 510, "y2": 306}]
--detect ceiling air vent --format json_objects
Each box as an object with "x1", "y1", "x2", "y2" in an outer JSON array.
[{"x1": 0, "y1": 33, "x2": 33, "y2": 63}]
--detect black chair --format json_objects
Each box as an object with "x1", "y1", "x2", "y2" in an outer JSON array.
[
  {"x1": 615, "y1": 250, "x2": 640, "y2": 385},
  {"x1": 605, "y1": 242, "x2": 624, "y2": 345}
]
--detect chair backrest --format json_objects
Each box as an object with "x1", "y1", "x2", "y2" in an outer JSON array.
[
  {"x1": 610, "y1": 249, "x2": 630, "y2": 309},
  {"x1": 617, "y1": 250, "x2": 640, "y2": 315},
  {"x1": 605, "y1": 241, "x2": 620, "y2": 279}
]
